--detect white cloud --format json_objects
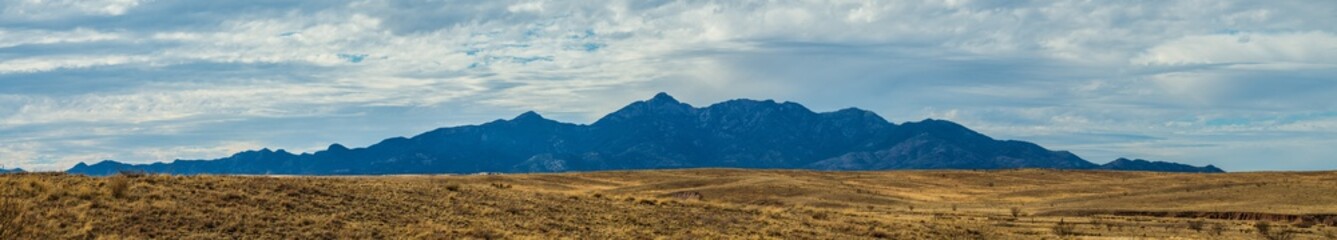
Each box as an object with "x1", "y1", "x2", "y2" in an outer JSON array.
[
  {"x1": 0, "y1": 55, "x2": 146, "y2": 74},
  {"x1": 1, "y1": 0, "x2": 142, "y2": 18},
  {"x1": 0, "y1": 141, "x2": 41, "y2": 169},
  {"x1": 1134, "y1": 32, "x2": 1337, "y2": 66},
  {"x1": 507, "y1": 1, "x2": 545, "y2": 13},
  {"x1": 0, "y1": 28, "x2": 122, "y2": 48},
  {"x1": 135, "y1": 141, "x2": 268, "y2": 163}
]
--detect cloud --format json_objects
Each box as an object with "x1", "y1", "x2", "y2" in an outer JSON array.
[
  {"x1": 1, "y1": 0, "x2": 1336, "y2": 171},
  {"x1": 1, "y1": 0, "x2": 143, "y2": 18},
  {"x1": 0, "y1": 28, "x2": 122, "y2": 48},
  {"x1": 1134, "y1": 32, "x2": 1337, "y2": 66},
  {"x1": 0, "y1": 55, "x2": 147, "y2": 74}
]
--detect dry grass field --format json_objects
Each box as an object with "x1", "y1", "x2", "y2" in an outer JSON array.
[{"x1": 2, "y1": 169, "x2": 1336, "y2": 239}]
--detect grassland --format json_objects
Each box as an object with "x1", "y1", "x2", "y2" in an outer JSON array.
[{"x1": 2, "y1": 169, "x2": 1336, "y2": 239}]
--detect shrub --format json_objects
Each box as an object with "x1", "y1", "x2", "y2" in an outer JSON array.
[
  {"x1": 1186, "y1": 219, "x2": 1205, "y2": 232},
  {"x1": 1267, "y1": 230, "x2": 1297, "y2": 240},
  {"x1": 466, "y1": 228, "x2": 505, "y2": 240},
  {"x1": 118, "y1": 170, "x2": 147, "y2": 178},
  {"x1": 810, "y1": 211, "x2": 829, "y2": 220},
  {"x1": 1255, "y1": 221, "x2": 1271, "y2": 235},
  {"x1": 868, "y1": 230, "x2": 891, "y2": 238},
  {"x1": 1089, "y1": 218, "x2": 1107, "y2": 230},
  {"x1": 1209, "y1": 223, "x2": 1226, "y2": 235},
  {"x1": 1052, "y1": 219, "x2": 1076, "y2": 237},
  {"x1": 1294, "y1": 220, "x2": 1316, "y2": 229},
  {"x1": 1010, "y1": 207, "x2": 1023, "y2": 218},
  {"x1": 444, "y1": 183, "x2": 461, "y2": 192},
  {"x1": 107, "y1": 176, "x2": 132, "y2": 199},
  {"x1": 1255, "y1": 221, "x2": 1297, "y2": 240},
  {"x1": 637, "y1": 199, "x2": 657, "y2": 206}
]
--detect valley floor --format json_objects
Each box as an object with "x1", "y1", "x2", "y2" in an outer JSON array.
[{"x1": 2, "y1": 169, "x2": 1336, "y2": 239}]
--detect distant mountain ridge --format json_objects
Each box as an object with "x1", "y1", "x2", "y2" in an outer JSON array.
[
  {"x1": 67, "y1": 93, "x2": 1223, "y2": 175},
  {"x1": 0, "y1": 168, "x2": 24, "y2": 174},
  {"x1": 1098, "y1": 158, "x2": 1223, "y2": 173}
]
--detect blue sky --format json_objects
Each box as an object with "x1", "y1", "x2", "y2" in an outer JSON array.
[{"x1": 2, "y1": 0, "x2": 1335, "y2": 171}]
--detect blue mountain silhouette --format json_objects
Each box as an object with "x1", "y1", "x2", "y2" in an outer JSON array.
[{"x1": 67, "y1": 93, "x2": 1222, "y2": 175}]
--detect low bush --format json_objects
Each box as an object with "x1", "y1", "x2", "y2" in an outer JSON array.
[
  {"x1": 107, "y1": 176, "x2": 132, "y2": 199},
  {"x1": 638, "y1": 199, "x2": 657, "y2": 206},
  {"x1": 1255, "y1": 221, "x2": 1297, "y2": 240},
  {"x1": 1186, "y1": 219, "x2": 1204, "y2": 232},
  {"x1": 1209, "y1": 223, "x2": 1225, "y2": 235},
  {"x1": 1052, "y1": 219, "x2": 1077, "y2": 237}
]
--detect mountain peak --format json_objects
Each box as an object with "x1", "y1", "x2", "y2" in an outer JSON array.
[
  {"x1": 593, "y1": 92, "x2": 695, "y2": 125},
  {"x1": 831, "y1": 107, "x2": 879, "y2": 117},
  {"x1": 648, "y1": 92, "x2": 679, "y2": 104},
  {"x1": 513, "y1": 111, "x2": 545, "y2": 121},
  {"x1": 902, "y1": 118, "x2": 982, "y2": 136}
]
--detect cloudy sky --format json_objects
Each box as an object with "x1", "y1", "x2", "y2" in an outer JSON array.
[{"x1": 2, "y1": 0, "x2": 1335, "y2": 171}]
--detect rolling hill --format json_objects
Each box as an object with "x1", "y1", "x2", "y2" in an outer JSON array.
[{"x1": 2, "y1": 169, "x2": 1331, "y2": 239}]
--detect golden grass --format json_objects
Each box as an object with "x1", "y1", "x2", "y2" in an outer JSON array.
[{"x1": 2, "y1": 169, "x2": 1335, "y2": 239}]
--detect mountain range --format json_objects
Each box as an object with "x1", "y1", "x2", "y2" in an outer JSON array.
[
  {"x1": 0, "y1": 168, "x2": 23, "y2": 174},
  {"x1": 67, "y1": 93, "x2": 1223, "y2": 175}
]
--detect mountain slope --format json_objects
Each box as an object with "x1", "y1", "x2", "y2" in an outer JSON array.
[{"x1": 66, "y1": 93, "x2": 1222, "y2": 175}]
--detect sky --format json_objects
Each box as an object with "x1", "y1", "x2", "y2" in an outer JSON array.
[{"x1": 1, "y1": 0, "x2": 1335, "y2": 172}]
